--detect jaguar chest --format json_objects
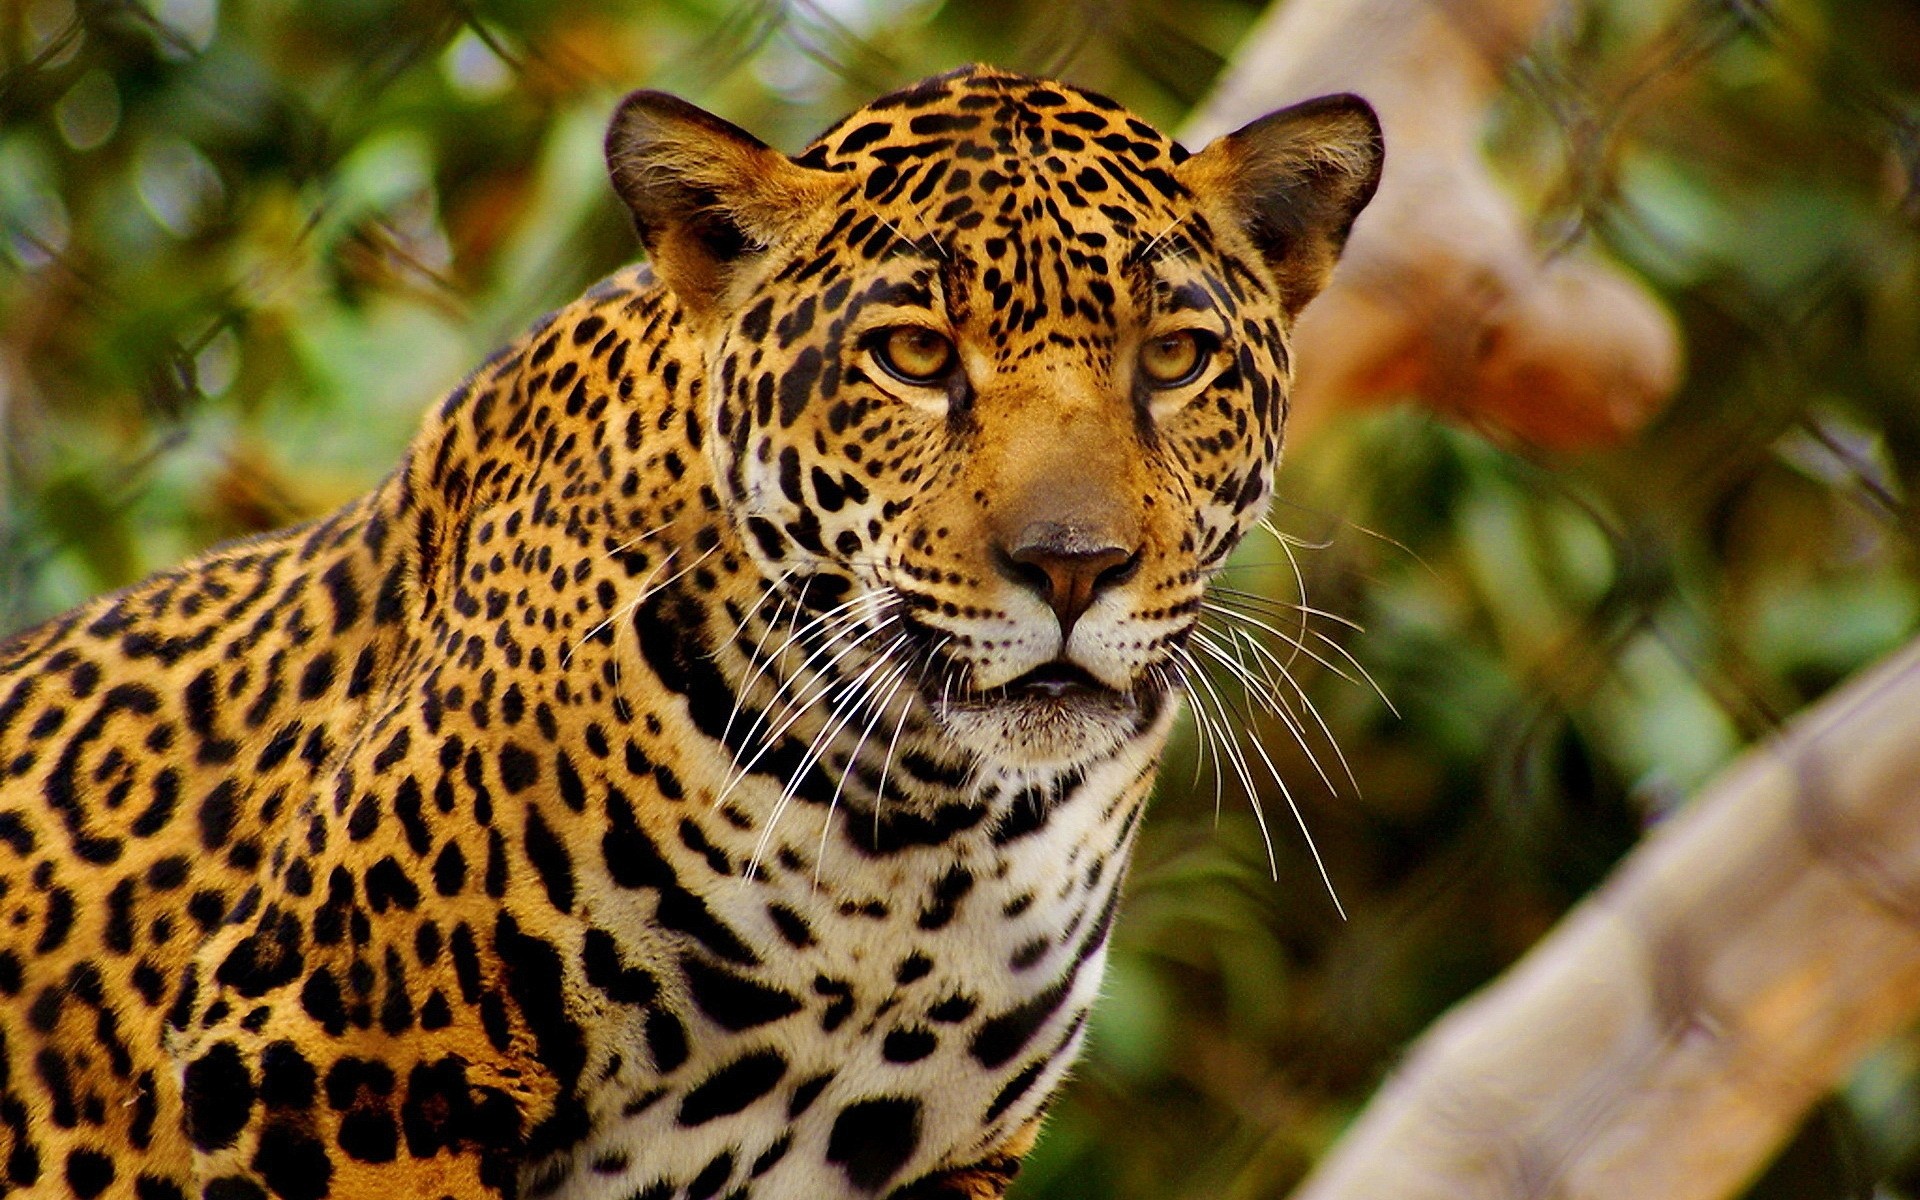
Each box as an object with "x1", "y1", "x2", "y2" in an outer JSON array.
[{"x1": 528, "y1": 711, "x2": 1168, "y2": 1199}]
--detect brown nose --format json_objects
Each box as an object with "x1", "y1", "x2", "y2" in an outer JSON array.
[{"x1": 1000, "y1": 521, "x2": 1140, "y2": 640}]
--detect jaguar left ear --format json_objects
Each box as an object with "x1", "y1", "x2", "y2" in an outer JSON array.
[
  {"x1": 606, "y1": 91, "x2": 836, "y2": 319},
  {"x1": 1177, "y1": 94, "x2": 1384, "y2": 318}
]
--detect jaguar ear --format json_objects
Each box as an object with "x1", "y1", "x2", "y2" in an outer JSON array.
[
  {"x1": 606, "y1": 91, "x2": 835, "y2": 319},
  {"x1": 1178, "y1": 94, "x2": 1384, "y2": 318}
]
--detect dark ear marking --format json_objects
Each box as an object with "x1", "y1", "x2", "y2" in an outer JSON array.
[
  {"x1": 1178, "y1": 93, "x2": 1384, "y2": 317},
  {"x1": 605, "y1": 91, "x2": 836, "y2": 318}
]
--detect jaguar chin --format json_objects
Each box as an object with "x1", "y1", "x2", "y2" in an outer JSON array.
[{"x1": 929, "y1": 660, "x2": 1176, "y2": 775}]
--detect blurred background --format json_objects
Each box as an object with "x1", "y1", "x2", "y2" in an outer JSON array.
[{"x1": 2, "y1": 0, "x2": 1917, "y2": 1195}]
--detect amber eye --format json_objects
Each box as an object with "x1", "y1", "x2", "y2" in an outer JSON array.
[
  {"x1": 1138, "y1": 330, "x2": 1211, "y2": 387},
  {"x1": 873, "y1": 327, "x2": 957, "y2": 385}
]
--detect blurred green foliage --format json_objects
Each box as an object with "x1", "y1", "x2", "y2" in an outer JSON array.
[{"x1": 2, "y1": 0, "x2": 1918, "y2": 1196}]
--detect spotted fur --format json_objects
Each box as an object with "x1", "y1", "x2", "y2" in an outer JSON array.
[{"x1": 0, "y1": 67, "x2": 1379, "y2": 1199}]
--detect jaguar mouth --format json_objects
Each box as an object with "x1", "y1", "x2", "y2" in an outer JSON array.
[
  {"x1": 1005, "y1": 661, "x2": 1111, "y2": 699},
  {"x1": 936, "y1": 656, "x2": 1154, "y2": 715},
  {"x1": 901, "y1": 636, "x2": 1177, "y2": 770}
]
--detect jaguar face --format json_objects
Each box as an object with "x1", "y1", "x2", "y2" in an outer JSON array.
[{"x1": 607, "y1": 66, "x2": 1382, "y2": 773}]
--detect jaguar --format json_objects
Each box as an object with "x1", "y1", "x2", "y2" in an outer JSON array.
[{"x1": 0, "y1": 65, "x2": 1380, "y2": 1199}]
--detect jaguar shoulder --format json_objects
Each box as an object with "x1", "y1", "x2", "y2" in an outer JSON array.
[{"x1": 0, "y1": 65, "x2": 1379, "y2": 1200}]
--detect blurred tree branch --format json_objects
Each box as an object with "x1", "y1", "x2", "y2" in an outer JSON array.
[
  {"x1": 1286, "y1": 634, "x2": 1920, "y2": 1199},
  {"x1": 1184, "y1": 0, "x2": 1681, "y2": 450}
]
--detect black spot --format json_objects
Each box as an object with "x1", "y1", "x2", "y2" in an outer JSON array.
[
  {"x1": 300, "y1": 967, "x2": 348, "y2": 1037},
  {"x1": 751, "y1": 1135, "x2": 792, "y2": 1178},
  {"x1": 914, "y1": 111, "x2": 983, "y2": 135},
  {"x1": 810, "y1": 466, "x2": 846, "y2": 511},
  {"x1": 183, "y1": 1040, "x2": 255, "y2": 1151},
  {"x1": 34, "y1": 885, "x2": 74, "y2": 953},
  {"x1": 253, "y1": 1123, "x2": 332, "y2": 1200},
  {"x1": 555, "y1": 750, "x2": 587, "y2": 812},
  {"x1": 337, "y1": 1105, "x2": 399, "y2": 1164},
  {"x1": 835, "y1": 121, "x2": 892, "y2": 155},
  {"x1": 582, "y1": 928, "x2": 656, "y2": 1006},
  {"x1": 928, "y1": 993, "x2": 976, "y2": 1023},
  {"x1": 147, "y1": 855, "x2": 189, "y2": 890},
  {"x1": 681, "y1": 956, "x2": 801, "y2": 1032},
  {"x1": 657, "y1": 888, "x2": 758, "y2": 966},
  {"x1": 203, "y1": 1178, "x2": 267, "y2": 1200},
  {"x1": 129, "y1": 1072, "x2": 158, "y2": 1147},
  {"x1": 645, "y1": 1008, "x2": 688, "y2": 1074},
  {"x1": 916, "y1": 866, "x2": 974, "y2": 930},
  {"x1": 215, "y1": 909, "x2": 306, "y2": 998},
  {"x1": 739, "y1": 297, "x2": 775, "y2": 341},
  {"x1": 298, "y1": 651, "x2": 335, "y2": 701},
  {"x1": 105, "y1": 877, "x2": 136, "y2": 953},
  {"x1": 186, "y1": 888, "x2": 226, "y2": 933},
  {"x1": 26, "y1": 987, "x2": 61, "y2": 1034},
  {"x1": 987, "y1": 1056, "x2": 1048, "y2": 1126},
  {"x1": 778, "y1": 446, "x2": 805, "y2": 505},
  {"x1": 969, "y1": 977, "x2": 1073, "y2": 1069},
  {"x1": 420, "y1": 991, "x2": 453, "y2": 1030},
  {"x1": 0, "y1": 812, "x2": 34, "y2": 854},
  {"x1": 64, "y1": 1149, "x2": 113, "y2": 1199},
  {"x1": 777, "y1": 347, "x2": 824, "y2": 426},
  {"x1": 1010, "y1": 937, "x2": 1051, "y2": 971},
  {"x1": 134, "y1": 1176, "x2": 187, "y2": 1200},
  {"x1": 767, "y1": 903, "x2": 814, "y2": 948},
  {"x1": 198, "y1": 780, "x2": 239, "y2": 850},
  {"x1": 433, "y1": 840, "x2": 467, "y2": 896},
  {"x1": 326, "y1": 1058, "x2": 400, "y2": 1164},
  {"x1": 676, "y1": 1050, "x2": 788, "y2": 1126},
  {"x1": 849, "y1": 799, "x2": 986, "y2": 856},
  {"x1": 380, "y1": 946, "x2": 414, "y2": 1034},
  {"x1": 601, "y1": 790, "x2": 672, "y2": 890},
  {"x1": 392, "y1": 777, "x2": 430, "y2": 855},
  {"x1": 498, "y1": 743, "x2": 540, "y2": 793},
  {"x1": 35, "y1": 1047, "x2": 77, "y2": 1127},
  {"x1": 523, "y1": 806, "x2": 575, "y2": 912},
  {"x1": 686, "y1": 1150, "x2": 734, "y2": 1200},
  {"x1": 495, "y1": 913, "x2": 587, "y2": 1091},
  {"x1": 363, "y1": 856, "x2": 420, "y2": 912},
  {"x1": 399, "y1": 1057, "x2": 474, "y2": 1158},
  {"x1": 450, "y1": 923, "x2": 482, "y2": 1002},
  {"x1": 882, "y1": 1027, "x2": 937, "y2": 1063},
  {"x1": 826, "y1": 1096, "x2": 922, "y2": 1192},
  {"x1": 260, "y1": 1041, "x2": 317, "y2": 1109},
  {"x1": 677, "y1": 818, "x2": 732, "y2": 875},
  {"x1": 321, "y1": 560, "x2": 363, "y2": 634},
  {"x1": 788, "y1": 1072, "x2": 833, "y2": 1119},
  {"x1": 485, "y1": 827, "x2": 508, "y2": 897}
]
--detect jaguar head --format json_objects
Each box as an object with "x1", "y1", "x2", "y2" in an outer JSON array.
[{"x1": 607, "y1": 66, "x2": 1381, "y2": 774}]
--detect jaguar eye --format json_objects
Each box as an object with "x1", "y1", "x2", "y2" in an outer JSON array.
[
  {"x1": 1138, "y1": 330, "x2": 1212, "y2": 387},
  {"x1": 873, "y1": 327, "x2": 957, "y2": 385}
]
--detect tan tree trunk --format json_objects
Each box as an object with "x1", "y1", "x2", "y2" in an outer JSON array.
[
  {"x1": 1288, "y1": 636, "x2": 1920, "y2": 1199},
  {"x1": 1184, "y1": 0, "x2": 1681, "y2": 449}
]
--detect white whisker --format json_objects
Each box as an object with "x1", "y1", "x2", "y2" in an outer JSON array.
[
  {"x1": 599, "y1": 518, "x2": 676, "y2": 561},
  {"x1": 1203, "y1": 618, "x2": 1361, "y2": 798},
  {"x1": 747, "y1": 634, "x2": 908, "y2": 881},
  {"x1": 1171, "y1": 644, "x2": 1273, "y2": 878},
  {"x1": 811, "y1": 656, "x2": 915, "y2": 888}
]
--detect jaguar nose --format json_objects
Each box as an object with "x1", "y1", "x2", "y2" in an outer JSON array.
[{"x1": 998, "y1": 521, "x2": 1141, "y2": 640}]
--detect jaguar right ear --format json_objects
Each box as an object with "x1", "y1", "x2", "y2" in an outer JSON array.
[
  {"x1": 1176, "y1": 94, "x2": 1384, "y2": 319},
  {"x1": 606, "y1": 91, "x2": 837, "y2": 320}
]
